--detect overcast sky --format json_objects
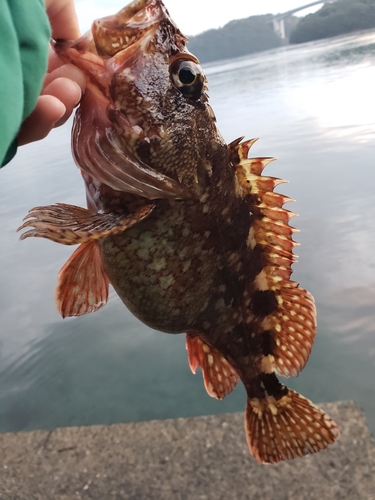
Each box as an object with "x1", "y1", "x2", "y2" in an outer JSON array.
[{"x1": 75, "y1": 0, "x2": 322, "y2": 36}]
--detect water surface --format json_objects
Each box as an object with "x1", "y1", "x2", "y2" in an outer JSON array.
[{"x1": 1, "y1": 31, "x2": 374, "y2": 434}]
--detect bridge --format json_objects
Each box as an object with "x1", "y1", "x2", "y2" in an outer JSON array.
[{"x1": 272, "y1": 0, "x2": 337, "y2": 39}]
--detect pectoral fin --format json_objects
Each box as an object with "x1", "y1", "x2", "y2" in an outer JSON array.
[
  {"x1": 18, "y1": 203, "x2": 155, "y2": 317},
  {"x1": 18, "y1": 203, "x2": 155, "y2": 245}
]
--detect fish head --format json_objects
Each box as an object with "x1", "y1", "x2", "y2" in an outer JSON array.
[{"x1": 55, "y1": 0, "x2": 225, "y2": 194}]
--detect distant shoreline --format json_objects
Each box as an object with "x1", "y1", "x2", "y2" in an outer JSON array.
[{"x1": 187, "y1": 0, "x2": 375, "y2": 64}]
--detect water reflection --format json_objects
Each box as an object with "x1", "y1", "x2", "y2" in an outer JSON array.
[
  {"x1": 0, "y1": 31, "x2": 374, "y2": 434},
  {"x1": 0, "y1": 299, "x2": 246, "y2": 432}
]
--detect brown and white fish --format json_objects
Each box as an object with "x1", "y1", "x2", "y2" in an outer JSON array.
[{"x1": 18, "y1": 0, "x2": 339, "y2": 463}]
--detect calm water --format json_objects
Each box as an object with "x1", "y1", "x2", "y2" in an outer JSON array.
[{"x1": 1, "y1": 31, "x2": 374, "y2": 434}]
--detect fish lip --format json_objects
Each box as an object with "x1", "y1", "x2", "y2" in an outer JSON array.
[
  {"x1": 96, "y1": 0, "x2": 160, "y2": 27},
  {"x1": 53, "y1": 0, "x2": 170, "y2": 98},
  {"x1": 92, "y1": 0, "x2": 168, "y2": 57}
]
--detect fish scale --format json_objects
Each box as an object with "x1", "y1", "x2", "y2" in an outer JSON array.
[{"x1": 18, "y1": 0, "x2": 339, "y2": 464}]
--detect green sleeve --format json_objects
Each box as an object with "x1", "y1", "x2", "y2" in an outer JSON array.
[{"x1": 0, "y1": 0, "x2": 51, "y2": 167}]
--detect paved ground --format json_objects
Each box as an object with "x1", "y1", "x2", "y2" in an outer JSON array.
[{"x1": 0, "y1": 401, "x2": 374, "y2": 499}]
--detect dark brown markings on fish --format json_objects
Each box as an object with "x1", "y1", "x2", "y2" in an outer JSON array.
[
  {"x1": 136, "y1": 140, "x2": 152, "y2": 165},
  {"x1": 251, "y1": 290, "x2": 278, "y2": 317},
  {"x1": 247, "y1": 373, "x2": 288, "y2": 400},
  {"x1": 222, "y1": 323, "x2": 276, "y2": 360},
  {"x1": 259, "y1": 330, "x2": 277, "y2": 356},
  {"x1": 244, "y1": 193, "x2": 267, "y2": 218},
  {"x1": 218, "y1": 208, "x2": 251, "y2": 253},
  {"x1": 219, "y1": 267, "x2": 246, "y2": 308},
  {"x1": 224, "y1": 324, "x2": 251, "y2": 358}
]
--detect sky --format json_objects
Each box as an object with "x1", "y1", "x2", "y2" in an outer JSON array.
[{"x1": 75, "y1": 0, "x2": 323, "y2": 36}]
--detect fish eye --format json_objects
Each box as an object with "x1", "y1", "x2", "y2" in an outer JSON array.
[{"x1": 170, "y1": 60, "x2": 205, "y2": 100}]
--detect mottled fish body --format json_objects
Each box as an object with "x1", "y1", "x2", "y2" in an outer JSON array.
[{"x1": 19, "y1": 0, "x2": 339, "y2": 463}]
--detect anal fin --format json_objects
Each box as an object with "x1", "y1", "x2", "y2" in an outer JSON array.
[
  {"x1": 56, "y1": 241, "x2": 110, "y2": 318},
  {"x1": 186, "y1": 335, "x2": 239, "y2": 399},
  {"x1": 245, "y1": 389, "x2": 339, "y2": 464},
  {"x1": 18, "y1": 203, "x2": 155, "y2": 245}
]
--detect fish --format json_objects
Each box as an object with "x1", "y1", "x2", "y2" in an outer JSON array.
[{"x1": 18, "y1": 0, "x2": 339, "y2": 463}]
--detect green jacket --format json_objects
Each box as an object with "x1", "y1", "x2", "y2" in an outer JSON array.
[{"x1": 0, "y1": 0, "x2": 50, "y2": 167}]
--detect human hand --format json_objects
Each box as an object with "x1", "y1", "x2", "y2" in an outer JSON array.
[{"x1": 18, "y1": 0, "x2": 86, "y2": 146}]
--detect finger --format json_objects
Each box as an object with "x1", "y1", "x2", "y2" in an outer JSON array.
[
  {"x1": 45, "y1": 0, "x2": 81, "y2": 40},
  {"x1": 44, "y1": 63, "x2": 86, "y2": 91},
  {"x1": 18, "y1": 95, "x2": 66, "y2": 146},
  {"x1": 42, "y1": 77, "x2": 83, "y2": 126},
  {"x1": 47, "y1": 48, "x2": 65, "y2": 73}
]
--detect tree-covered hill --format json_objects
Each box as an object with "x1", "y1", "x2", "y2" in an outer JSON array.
[
  {"x1": 290, "y1": 0, "x2": 375, "y2": 43},
  {"x1": 187, "y1": 15, "x2": 298, "y2": 64},
  {"x1": 185, "y1": 1, "x2": 375, "y2": 63}
]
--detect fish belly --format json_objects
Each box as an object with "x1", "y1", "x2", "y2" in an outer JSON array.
[{"x1": 99, "y1": 207, "x2": 219, "y2": 333}]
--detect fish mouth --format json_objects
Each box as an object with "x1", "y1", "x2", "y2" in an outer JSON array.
[
  {"x1": 54, "y1": 0, "x2": 184, "y2": 78},
  {"x1": 53, "y1": 0, "x2": 190, "y2": 184},
  {"x1": 53, "y1": 0, "x2": 176, "y2": 101},
  {"x1": 92, "y1": 0, "x2": 171, "y2": 57}
]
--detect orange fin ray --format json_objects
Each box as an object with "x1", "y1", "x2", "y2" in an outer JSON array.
[
  {"x1": 260, "y1": 285, "x2": 316, "y2": 378},
  {"x1": 56, "y1": 241, "x2": 109, "y2": 318},
  {"x1": 186, "y1": 335, "x2": 239, "y2": 399},
  {"x1": 245, "y1": 389, "x2": 339, "y2": 464},
  {"x1": 260, "y1": 206, "x2": 297, "y2": 223},
  {"x1": 18, "y1": 203, "x2": 155, "y2": 245}
]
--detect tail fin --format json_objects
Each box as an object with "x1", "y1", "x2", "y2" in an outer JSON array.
[{"x1": 245, "y1": 389, "x2": 339, "y2": 464}]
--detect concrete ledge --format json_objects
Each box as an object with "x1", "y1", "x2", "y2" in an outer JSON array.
[{"x1": 0, "y1": 401, "x2": 374, "y2": 499}]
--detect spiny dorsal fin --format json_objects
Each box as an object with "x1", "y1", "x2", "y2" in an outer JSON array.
[
  {"x1": 186, "y1": 334, "x2": 239, "y2": 399},
  {"x1": 231, "y1": 138, "x2": 316, "y2": 378}
]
